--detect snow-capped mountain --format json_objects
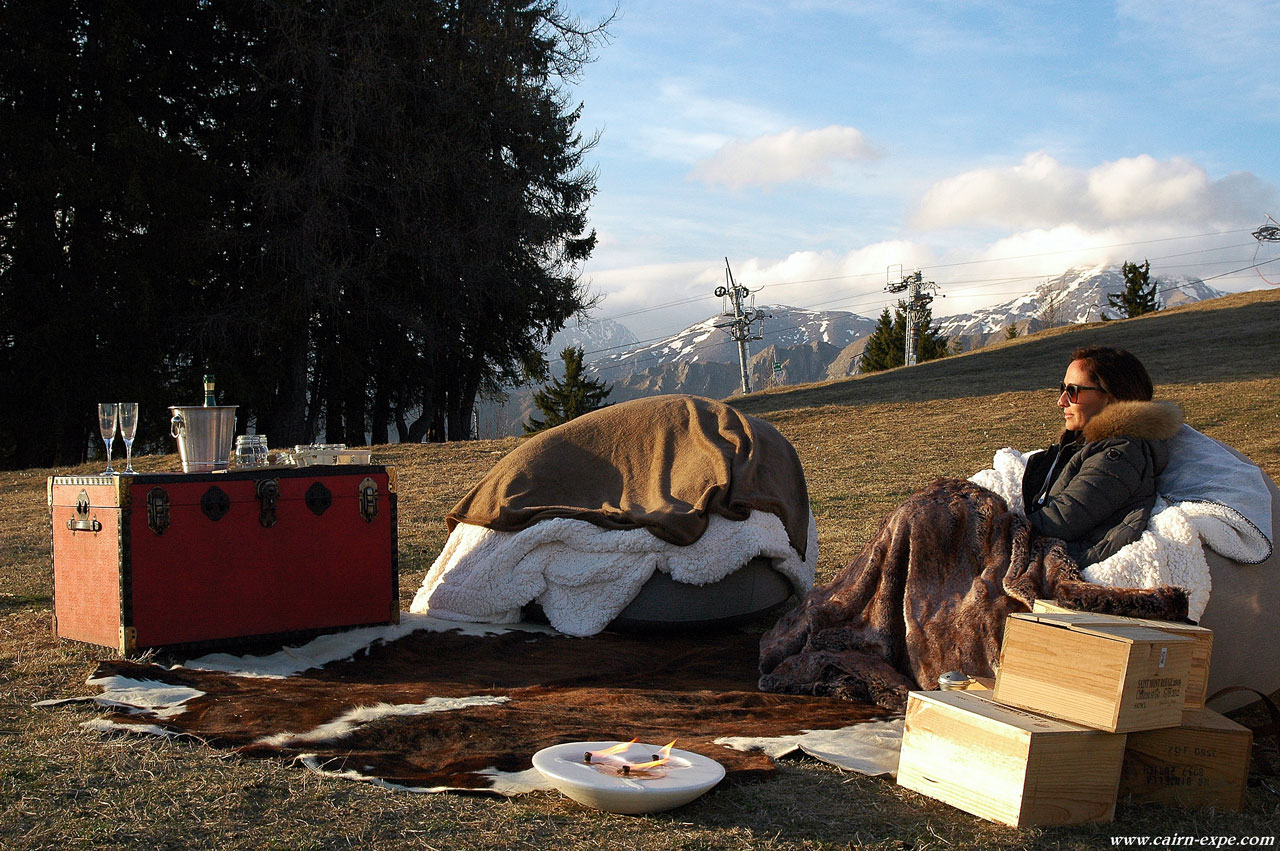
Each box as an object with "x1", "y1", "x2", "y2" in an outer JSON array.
[
  {"x1": 587, "y1": 305, "x2": 877, "y2": 379},
  {"x1": 547, "y1": 317, "x2": 638, "y2": 363},
  {"x1": 471, "y1": 270, "x2": 1229, "y2": 436},
  {"x1": 935, "y1": 265, "x2": 1224, "y2": 347}
]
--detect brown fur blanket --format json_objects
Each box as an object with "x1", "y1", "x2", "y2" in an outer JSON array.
[
  {"x1": 759, "y1": 478, "x2": 1189, "y2": 710},
  {"x1": 447, "y1": 394, "x2": 811, "y2": 558},
  {"x1": 55, "y1": 626, "x2": 889, "y2": 793}
]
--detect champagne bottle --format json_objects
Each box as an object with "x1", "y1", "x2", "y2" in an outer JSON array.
[{"x1": 203, "y1": 374, "x2": 216, "y2": 407}]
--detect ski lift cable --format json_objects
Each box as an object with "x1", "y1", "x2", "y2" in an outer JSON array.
[
  {"x1": 584, "y1": 256, "x2": 1279, "y2": 366},
  {"x1": 580, "y1": 229, "x2": 1257, "y2": 327},
  {"x1": 585, "y1": 248, "x2": 1257, "y2": 352}
]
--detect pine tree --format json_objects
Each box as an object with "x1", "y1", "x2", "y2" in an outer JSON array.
[
  {"x1": 1104, "y1": 260, "x2": 1159, "y2": 320},
  {"x1": 524, "y1": 347, "x2": 612, "y2": 433},
  {"x1": 1004, "y1": 323, "x2": 1019, "y2": 340},
  {"x1": 858, "y1": 308, "x2": 901, "y2": 372},
  {"x1": 859, "y1": 302, "x2": 951, "y2": 373}
]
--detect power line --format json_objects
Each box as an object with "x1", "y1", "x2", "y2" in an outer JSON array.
[
  {"x1": 579, "y1": 227, "x2": 1255, "y2": 327},
  {"x1": 583, "y1": 256, "x2": 1280, "y2": 372},
  {"x1": 1196, "y1": 256, "x2": 1279, "y2": 284},
  {"x1": 577, "y1": 246, "x2": 1258, "y2": 357}
]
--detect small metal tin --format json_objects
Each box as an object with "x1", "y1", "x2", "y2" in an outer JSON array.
[{"x1": 937, "y1": 671, "x2": 975, "y2": 691}]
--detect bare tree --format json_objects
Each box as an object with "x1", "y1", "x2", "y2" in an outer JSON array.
[{"x1": 1038, "y1": 280, "x2": 1066, "y2": 329}]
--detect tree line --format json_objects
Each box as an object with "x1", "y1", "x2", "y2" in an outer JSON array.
[{"x1": 0, "y1": 0, "x2": 608, "y2": 469}]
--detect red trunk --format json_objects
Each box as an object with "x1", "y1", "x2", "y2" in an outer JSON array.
[{"x1": 49, "y1": 466, "x2": 398, "y2": 653}]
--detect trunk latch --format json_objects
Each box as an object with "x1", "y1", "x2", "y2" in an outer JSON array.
[
  {"x1": 358, "y1": 477, "x2": 378, "y2": 523},
  {"x1": 66, "y1": 489, "x2": 102, "y2": 533},
  {"x1": 256, "y1": 478, "x2": 280, "y2": 527},
  {"x1": 146, "y1": 487, "x2": 171, "y2": 536}
]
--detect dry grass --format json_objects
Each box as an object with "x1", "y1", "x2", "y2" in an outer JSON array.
[{"x1": 3, "y1": 289, "x2": 1280, "y2": 848}]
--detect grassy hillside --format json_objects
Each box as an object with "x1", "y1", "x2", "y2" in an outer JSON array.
[{"x1": 2, "y1": 288, "x2": 1278, "y2": 849}]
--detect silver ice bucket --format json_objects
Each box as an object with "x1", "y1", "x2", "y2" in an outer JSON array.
[{"x1": 170, "y1": 405, "x2": 238, "y2": 473}]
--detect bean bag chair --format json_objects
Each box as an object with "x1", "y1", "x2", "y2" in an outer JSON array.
[
  {"x1": 1197, "y1": 446, "x2": 1280, "y2": 711},
  {"x1": 410, "y1": 395, "x2": 816, "y2": 636}
]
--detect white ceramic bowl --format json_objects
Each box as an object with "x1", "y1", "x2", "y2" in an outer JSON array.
[{"x1": 532, "y1": 741, "x2": 725, "y2": 814}]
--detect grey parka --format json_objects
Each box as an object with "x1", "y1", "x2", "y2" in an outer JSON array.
[{"x1": 1022, "y1": 400, "x2": 1184, "y2": 566}]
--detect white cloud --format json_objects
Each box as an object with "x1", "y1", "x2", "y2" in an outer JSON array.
[
  {"x1": 1087, "y1": 156, "x2": 1209, "y2": 222},
  {"x1": 912, "y1": 152, "x2": 1087, "y2": 230},
  {"x1": 733, "y1": 242, "x2": 934, "y2": 291},
  {"x1": 913, "y1": 152, "x2": 1275, "y2": 231},
  {"x1": 689, "y1": 126, "x2": 880, "y2": 189},
  {"x1": 974, "y1": 225, "x2": 1145, "y2": 271},
  {"x1": 582, "y1": 260, "x2": 723, "y2": 337}
]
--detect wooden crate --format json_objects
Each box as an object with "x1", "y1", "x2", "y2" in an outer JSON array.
[
  {"x1": 994, "y1": 612, "x2": 1194, "y2": 733},
  {"x1": 897, "y1": 690, "x2": 1127, "y2": 827},
  {"x1": 1119, "y1": 708, "x2": 1252, "y2": 812},
  {"x1": 1032, "y1": 600, "x2": 1213, "y2": 710}
]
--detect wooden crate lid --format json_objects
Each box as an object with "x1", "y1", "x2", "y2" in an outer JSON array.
[
  {"x1": 1031, "y1": 600, "x2": 1212, "y2": 637},
  {"x1": 1009, "y1": 612, "x2": 1195, "y2": 647},
  {"x1": 908, "y1": 689, "x2": 1116, "y2": 736}
]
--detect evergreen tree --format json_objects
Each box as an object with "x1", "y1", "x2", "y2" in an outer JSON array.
[
  {"x1": 523, "y1": 347, "x2": 612, "y2": 433},
  {"x1": 858, "y1": 308, "x2": 900, "y2": 372},
  {"x1": 859, "y1": 302, "x2": 951, "y2": 373},
  {"x1": 0, "y1": 0, "x2": 252, "y2": 467},
  {"x1": 0, "y1": 0, "x2": 611, "y2": 465},
  {"x1": 1004, "y1": 323, "x2": 1019, "y2": 340},
  {"x1": 1104, "y1": 260, "x2": 1159, "y2": 320},
  {"x1": 218, "y1": 0, "x2": 609, "y2": 445}
]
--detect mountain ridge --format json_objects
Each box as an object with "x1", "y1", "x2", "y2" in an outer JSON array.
[{"x1": 476, "y1": 266, "x2": 1232, "y2": 436}]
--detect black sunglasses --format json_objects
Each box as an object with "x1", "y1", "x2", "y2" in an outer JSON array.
[{"x1": 1058, "y1": 382, "x2": 1105, "y2": 403}]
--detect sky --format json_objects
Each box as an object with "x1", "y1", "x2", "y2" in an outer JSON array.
[{"x1": 556, "y1": 0, "x2": 1280, "y2": 343}]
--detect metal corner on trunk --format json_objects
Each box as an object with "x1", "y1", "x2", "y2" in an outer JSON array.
[{"x1": 119, "y1": 626, "x2": 137, "y2": 655}]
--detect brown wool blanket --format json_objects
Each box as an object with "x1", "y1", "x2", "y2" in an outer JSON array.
[
  {"x1": 50, "y1": 625, "x2": 890, "y2": 794},
  {"x1": 759, "y1": 478, "x2": 1190, "y2": 711},
  {"x1": 448, "y1": 394, "x2": 811, "y2": 559}
]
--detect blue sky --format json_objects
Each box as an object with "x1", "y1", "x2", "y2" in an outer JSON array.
[{"x1": 560, "y1": 0, "x2": 1280, "y2": 340}]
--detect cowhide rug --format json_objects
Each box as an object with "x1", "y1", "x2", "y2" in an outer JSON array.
[{"x1": 41, "y1": 617, "x2": 896, "y2": 795}]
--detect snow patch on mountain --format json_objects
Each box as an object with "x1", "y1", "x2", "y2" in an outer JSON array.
[
  {"x1": 935, "y1": 265, "x2": 1224, "y2": 344},
  {"x1": 587, "y1": 305, "x2": 877, "y2": 379},
  {"x1": 548, "y1": 318, "x2": 638, "y2": 363}
]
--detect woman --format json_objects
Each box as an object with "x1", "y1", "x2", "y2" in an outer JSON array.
[
  {"x1": 759, "y1": 346, "x2": 1187, "y2": 710},
  {"x1": 1023, "y1": 345, "x2": 1183, "y2": 566}
]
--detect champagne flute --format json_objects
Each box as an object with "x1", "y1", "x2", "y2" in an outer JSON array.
[
  {"x1": 119, "y1": 402, "x2": 139, "y2": 473},
  {"x1": 98, "y1": 403, "x2": 118, "y2": 474}
]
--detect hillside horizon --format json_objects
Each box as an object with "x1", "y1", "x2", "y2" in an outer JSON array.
[{"x1": 732, "y1": 286, "x2": 1280, "y2": 416}]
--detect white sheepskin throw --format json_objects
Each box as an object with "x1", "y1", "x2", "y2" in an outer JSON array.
[
  {"x1": 971, "y1": 432, "x2": 1274, "y2": 623},
  {"x1": 411, "y1": 509, "x2": 818, "y2": 637}
]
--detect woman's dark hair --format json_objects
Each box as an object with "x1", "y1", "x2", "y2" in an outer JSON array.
[{"x1": 1071, "y1": 345, "x2": 1153, "y2": 401}]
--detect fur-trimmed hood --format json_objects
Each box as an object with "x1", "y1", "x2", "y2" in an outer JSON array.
[{"x1": 1082, "y1": 400, "x2": 1184, "y2": 443}]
